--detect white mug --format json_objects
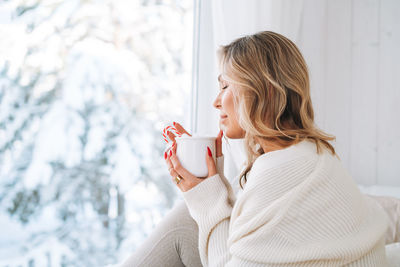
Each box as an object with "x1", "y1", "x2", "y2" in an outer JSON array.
[{"x1": 175, "y1": 135, "x2": 216, "y2": 178}]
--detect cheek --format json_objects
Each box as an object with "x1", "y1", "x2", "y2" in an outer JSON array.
[
  {"x1": 221, "y1": 91, "x2": 234, "y2": 113},
  {"x1": 221, "y1": 97, "x2": 241, "y2": 130},
  {"x1": 219, "y1": 89, "x2": 245, "y2": 138}
]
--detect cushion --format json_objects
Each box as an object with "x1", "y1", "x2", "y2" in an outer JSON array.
[{"x1": 386, "y1": 242, "x2": 400, "y2": 267}]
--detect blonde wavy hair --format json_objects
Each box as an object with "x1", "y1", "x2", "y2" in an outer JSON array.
[{"x1": 218, "y1": 31, "x2": 336, "y2": 189}]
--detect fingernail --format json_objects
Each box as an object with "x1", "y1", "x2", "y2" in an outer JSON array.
[
  {"x1": 173, "y1": 121, "x2": 176, "y2": 126},
  {"x1": 207, "y1": 146, "x2": 212, "y2": 157},
  {"x1": 169, "y1": 150, "x2": 172, "y2": 157},
  {"x1": 164, "y1": 151, "x2": 167, "y2": 159}
]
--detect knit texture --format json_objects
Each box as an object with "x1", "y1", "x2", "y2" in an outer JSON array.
[{"x1": 183, "y1": 140, "x2": 389, "y2": 267}]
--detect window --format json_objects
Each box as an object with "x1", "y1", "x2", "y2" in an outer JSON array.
[{"x1": 0, "y1": 0, "x2": 193, "y2": 265}]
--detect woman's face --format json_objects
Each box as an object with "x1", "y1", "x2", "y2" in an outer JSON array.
[{"x1": 213, "y1": 75, "x2": 245, "y2": 139}]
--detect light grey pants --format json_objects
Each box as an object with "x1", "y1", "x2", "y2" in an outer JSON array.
[{"x1": 120, "y1": 200, "x2": 202, "y2": 267}]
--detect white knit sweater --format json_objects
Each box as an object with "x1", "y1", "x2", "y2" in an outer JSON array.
[{"x1": 183, "y1": 140, "x2": 389, "y2": 266}]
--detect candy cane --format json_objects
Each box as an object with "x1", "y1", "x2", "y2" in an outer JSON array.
[
  {"x1": 162, "y1": 126, "x2": 182, "y2": 143},
  {"x1": 162, "y1": 125, "x2": 183, "y2": 144}
]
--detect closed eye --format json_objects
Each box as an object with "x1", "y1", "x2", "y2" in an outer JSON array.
[{"x1": 221, "y1": 85, "x2": 228, "y2": 90}]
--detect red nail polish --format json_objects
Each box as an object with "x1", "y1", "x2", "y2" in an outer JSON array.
[
  {"x1": 207, "y1": 146, "x2": 212, "y2": 157},
  {"x1": 173, "y1": 121, "x2": 176, "y2": 126},
  {"x1": 169, "y1": 150, "x2": 172, "y2": 156},
  {"x1": 164, "y1": 151, "x2": 167, "y2": 159}
]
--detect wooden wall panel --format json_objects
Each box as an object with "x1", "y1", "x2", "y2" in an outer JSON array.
[
  {"x1": 303, "y1": 0, "x2": 399, "y2": 186},
  {"x1": 377, "y1": 0, "x2": 400, "y2": 185},
  {"x1": 324, "y1": 0, "x2": 353, "y2": 170},
  {"x1": 350, "y1": 0, "x2": 380, "y2": 185},
  {"x1": 298, "y1": 0, "x2": 328, "y2": 130}
]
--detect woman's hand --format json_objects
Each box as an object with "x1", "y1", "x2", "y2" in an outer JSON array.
[
  {"x1": 166, "y1": 122, "x2": 192, "y2": 142},
  {"x1": 164, "y1": 122, "x2": 223, "y2": 157},
  {"x1": 164, "y1": 122, "x2": 224, "y2": 192},
  {"x1": 165, "y1": 142, "x2": 216, "y2": 192}
]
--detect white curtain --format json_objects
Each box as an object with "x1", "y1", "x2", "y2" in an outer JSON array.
[
  {"x1": 211, "y1": 0, "x2": 304, "y2": 46},
  {"x1": 194, "y1": 0, "x2": 400, "y2": 186}
]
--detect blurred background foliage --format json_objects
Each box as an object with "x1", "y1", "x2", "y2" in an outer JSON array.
[{"x1": 0, "y1": 0, "x2": 193, "y2": 265}]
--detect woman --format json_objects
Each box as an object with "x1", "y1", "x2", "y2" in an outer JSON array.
[{"x1": 122, "y1": 31, "x2": 390, "y2": 266}]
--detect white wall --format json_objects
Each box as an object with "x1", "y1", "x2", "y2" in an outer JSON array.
[
  {"x1": 193, "y1": 0, "x2": 400, "y2": 186},
  {"x1": 297, "y1": 0, "x2": 400, "y2": 186}
]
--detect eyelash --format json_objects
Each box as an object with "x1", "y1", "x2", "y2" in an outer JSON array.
[{"x1": 221, "y1": 85, "x2": 228, "y2": 90}]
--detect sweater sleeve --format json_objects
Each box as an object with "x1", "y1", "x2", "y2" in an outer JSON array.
[
  {"x1": 183, "y1": 173, "x2": 232, "y2": 266},
  {"x1": 183, "y1": 173, "x2": 271, "y2": 267}
]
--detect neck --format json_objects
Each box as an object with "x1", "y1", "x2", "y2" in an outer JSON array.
[{"x1": 255, "y1": 137, "x2": 287, "y2": 154}]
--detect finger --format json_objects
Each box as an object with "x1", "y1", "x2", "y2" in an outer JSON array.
[
  {"x1": 172, "y1": 141, "x2": 177, "y2": 154},
  {"x1": 206, "y1": 146, "x2": 217, "y2": 177},
  {"x1": 167, "y1": 149, "x2": 187, "y2": 191},
  {"x1": 215, "y1": 129, "x2": 223, "y2": 157},
  {"x1": 167, "y1": 131, "x2": 177, "y2": 143},
  {"x1": 169, "y1": 147, "x2": 201, "y2": 190},
  {"x1": 170, "y1": 143, "x2": 186, "y2": 182},
  {"x1": 165, "y1": 147, "x2": 176, "y2": 166},
  {"x1": 167, "y1": 158, "x2": 186, "y2": 192},
  {"x1": 169, "y1": 148, "x2": 191, "y2": 179},
  {"x1": 173, "y1": 122, "x2": 192, "y2": 136},
  {"x1": 165, "y1": 151, "x2": 176, "y2": 175},
  {"x1": 164, "y1": 145, "x2": 172, "y2": 155}
]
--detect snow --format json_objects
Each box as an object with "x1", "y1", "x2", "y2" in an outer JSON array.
[{"x1": 0, "y1": 0, "x2": 193, "y2": 265}]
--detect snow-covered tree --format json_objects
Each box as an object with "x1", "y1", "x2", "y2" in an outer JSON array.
[{"x1": 0, "y1": 0, "x2": 193, "y2": 265}]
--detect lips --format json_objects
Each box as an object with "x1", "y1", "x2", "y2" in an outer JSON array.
[{"x1": 220, "y1": 115, "x2": 228, "y2": 123}]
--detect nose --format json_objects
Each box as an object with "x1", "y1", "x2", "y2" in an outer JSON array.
[{"x1": 213, "y1": 93, "x2": 221, "y2": 110}]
